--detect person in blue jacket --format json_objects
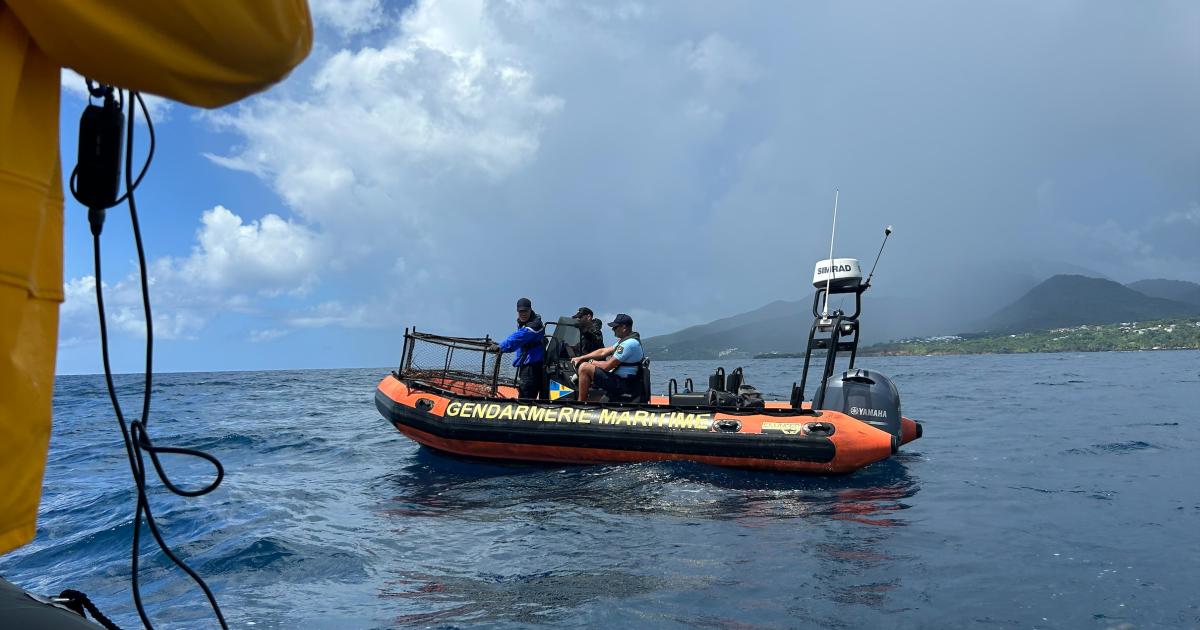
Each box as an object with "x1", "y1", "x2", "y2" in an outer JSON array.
[{"x1": 494, "y1": 297, "x2": 547, "y2": 399}]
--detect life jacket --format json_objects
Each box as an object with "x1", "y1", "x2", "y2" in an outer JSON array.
[{"x1": 612, "y1": 332, "x2": 643, "y2": 377}]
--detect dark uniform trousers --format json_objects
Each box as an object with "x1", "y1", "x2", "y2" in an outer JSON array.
[{"x1": 516, "y1": 361, "x2": 547, "y2": 399}]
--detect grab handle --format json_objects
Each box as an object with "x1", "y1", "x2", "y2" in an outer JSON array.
[{"x1": 709, "y1": 367, "x2": 726, "y2": 392}]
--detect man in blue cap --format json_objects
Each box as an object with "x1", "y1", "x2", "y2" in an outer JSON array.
[
  {"x1": 493, "y1": 297, "x2": 547, "y2": 399},
  {"x1": 570, "y1": 313, "x2": 643, "y2": 402}
]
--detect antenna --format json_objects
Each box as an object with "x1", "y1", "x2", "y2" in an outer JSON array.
[
  {"x1": 822, "y1": 189, "x2": 840, "y2": 317},
  {"x1": 863, "y1": 225, "x2": 893, "y2": 288}
]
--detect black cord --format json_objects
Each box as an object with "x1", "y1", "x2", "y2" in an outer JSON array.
[
  {"x1": 56, "y1": 589, "x2": 123, "y2": 630},
  {"x1": 74, "y1": 87, "x2": 228, "y2": 629}
]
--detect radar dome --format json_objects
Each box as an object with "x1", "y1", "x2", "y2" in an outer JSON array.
[{"x1": 812, "y1": 258, "x2": 862, "y2": 292}]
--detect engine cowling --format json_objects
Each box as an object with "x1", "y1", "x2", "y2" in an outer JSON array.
[{"x1": 815, "y1": 368, "x2": 902, "y2": 442}]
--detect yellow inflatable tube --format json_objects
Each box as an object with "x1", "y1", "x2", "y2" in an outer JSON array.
[{"x1": 0, "y1": 0, "x2": 312, "y2": 555}]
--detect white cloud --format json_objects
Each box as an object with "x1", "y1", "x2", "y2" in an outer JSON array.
[
  {"x1": 186, "y1": 0, "x2": 1200, "y2": 348},
  {"x1": 61, "y1": 276, "x2": 97, "y2": 318},
  {"x1": 110, "y1": 306, "x2": 206, "y2": 341},
  {"x1": 205, "y1": 0, "x2": 563, "y2": 241},
  {"x1": 285, "y1": 300, "x2": 371, "y2": 329},
  {"x1": 309, "y1": 0, "x2": 386, "y2": 38},
  {"x1": 59, "y1": 205, "x2": 324, "y2": 346},
  {"x1": 173, "y1": 206, "x2": 323, "y2": 296},
  {"x1": 186, "y1": 0, "x2": 586, "y2": 340},
  {"x1": 59, "y1": 273, "x2": 207, "y2": 343},
  {"x1": 58, "y1": 276, "x2": 99, "y2": 348},
  {"x1": 196, "y1": 0, "x2": 782, "y2": 338},
  {"x1": 249, "y1": 328, "x2": 290, "y2": 343}
]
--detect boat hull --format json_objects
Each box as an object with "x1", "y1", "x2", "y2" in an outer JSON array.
[{"x1": 376, "y1": 374, "x2": 915, "y2": 474}]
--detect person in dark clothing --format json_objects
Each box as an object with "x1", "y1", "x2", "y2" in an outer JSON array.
[
  {"x1": 572, "y1": 306, "x2": 605, "y2": 356},
  {"x1": 494, "y1": 297, "x2": 547, "y2": 399}
]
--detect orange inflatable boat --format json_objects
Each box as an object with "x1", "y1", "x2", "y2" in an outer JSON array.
[
  {"x1": 375, "y1": 368, "x2": 919, "y2": 474},
  {"x1": 375, "y1": 257, "x2": 922, "y2": 474}
]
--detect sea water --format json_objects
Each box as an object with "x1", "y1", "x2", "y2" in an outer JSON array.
[{"x1": 2, "y1": 351, "x2": 1198, "y2": 629}]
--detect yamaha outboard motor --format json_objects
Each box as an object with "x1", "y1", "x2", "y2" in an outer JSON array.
[{"x1": 815, "y1": 368, "x2": 902, "y2": 444}]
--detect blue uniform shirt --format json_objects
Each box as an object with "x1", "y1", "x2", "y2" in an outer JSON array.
[{"x1": 612, "y1": 337, "x2": 643, "y2": 377}]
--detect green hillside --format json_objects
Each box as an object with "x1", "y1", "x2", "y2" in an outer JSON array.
[
  {"x1": 861, "y1": 318, "x2": 1200, "y2": 356},
  {"x1": 980, "y1": 275, "x2": 1200, "y2": 333}
]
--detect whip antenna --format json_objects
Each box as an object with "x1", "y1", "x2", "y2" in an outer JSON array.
[
  {"x1": 864, "y1": 225, "x2": 893, "y2": 288},
  {"x1": 822, "y1": 189, "x2": 840, "y2": 317}
]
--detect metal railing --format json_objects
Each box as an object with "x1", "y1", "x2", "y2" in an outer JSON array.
[{"x1": 397, "y1": 328, "x2": 506, "y2": 396}]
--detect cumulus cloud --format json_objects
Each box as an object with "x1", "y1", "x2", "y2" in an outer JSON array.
[
  {"x1": 60, "y1": 205, "x2": 324, "y2": 347},
  {"x1": 173, "y1": 206, "x2": 323, "y2": 296},
  {"x1": 110, "y1": 306, "x2": 207, "y2": 341},
  {"x1": 52, "y1": 1, "x2": 1200, "y2": 373},
  {"x1": 309, "y1": 0, "x2": 386, "y2": 38},
  {"x1": 205, "y1": 0, "x2": 563, "y2": 235},
  {"x1": 175, "y1": 1, "x2": 1198, "y2": 348},
  {"x1": 58, "y1": 276, "x2": 100, "y2": 348},
  {"x1": 58, "y1": 273, "x2": 208, "y2": 343},
  {"x1": 195, "y1": 0, "x2": 791, "y2": 336},
  {"x1": 187, "y1": 0, "x2": 589, "y2": 340}
]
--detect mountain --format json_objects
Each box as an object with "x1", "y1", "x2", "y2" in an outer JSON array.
[
  {"x1": 641, "y1": 293, "x2": 960, "y2": 360},
  {"x1": 979, "y1": 275, "x2": 1200, "y2": 333},
  {"x1": 642, "y1": 300, "x2": 809, "y2": 360},
  {"x1": 1126, "y1": 279, "x2": 1200, "y2": 306},
  {"x1": 639, "y1": 272, "x2": 1200, "y2": 361}
]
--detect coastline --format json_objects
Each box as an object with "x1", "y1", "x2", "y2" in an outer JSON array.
[{"x1": 753, "y1": 317, "x2": 1200, "y2": 358}]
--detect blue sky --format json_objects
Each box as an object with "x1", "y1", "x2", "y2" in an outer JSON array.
[{"x1": 54, "y1": 0, "x2": 1200, "y2": 374}]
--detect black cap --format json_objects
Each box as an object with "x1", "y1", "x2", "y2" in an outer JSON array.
[
  {"x1": 516, "y1": 297, "x2": 532, "y2": 309},
  {"x1": 573, "y1": 306, "x2": 593, "y2": 318},
  {"x1": 607, "y1": 313, "x2": 633, "y2": 328}
]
